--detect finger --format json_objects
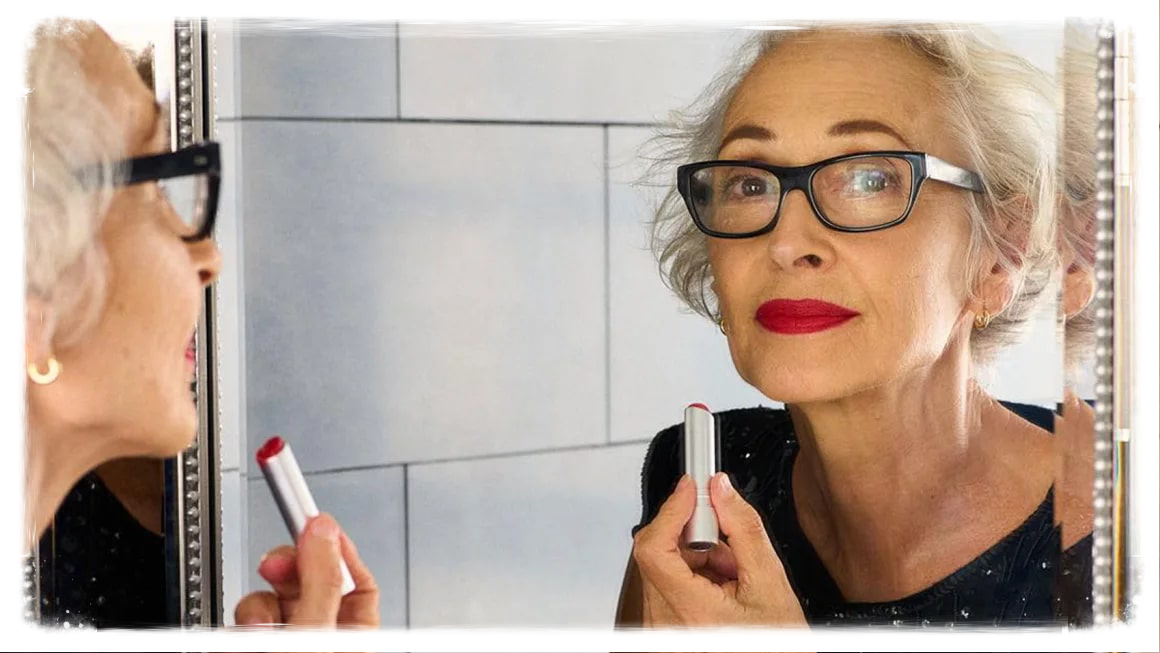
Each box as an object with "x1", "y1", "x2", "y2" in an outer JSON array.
[
  {"x1": 337, "y1": 531, "x2": 381, "y2": 628},
  {"x1": 339, "y1": 531, "x2": 377, "y2": 594},
  {"x1": 257, "y1": 545, "x2": 301, "y2": 600},
  {"x1": 289, "y1": 513, "x2": 345, "y2": 627},
  {"x1": 632, "y1": 476, "x2": 699, "y2": 581},
  {"x1": 704, "y1": 538, "x2": 739, "y2": 581},
  {"x1": 234, "y1": 591, "x2": 283, "y2": 627},
  {"x1": 709, "y1": 473, "x2": 783, "y2": 586}
]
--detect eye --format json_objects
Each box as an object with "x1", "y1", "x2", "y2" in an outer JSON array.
[
  {"x1": 847, "y1": 167, "x2": 894, "y2": 194},
  {"x1": 724, "y1": 174, "x2": 773, "y2": 199}
]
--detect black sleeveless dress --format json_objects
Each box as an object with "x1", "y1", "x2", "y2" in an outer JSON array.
[{"x1": 633, "y1": 404, "x2": 1087, "y2": 626}]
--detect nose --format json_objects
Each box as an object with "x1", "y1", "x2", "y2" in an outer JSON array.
[
  {"x1": 765, "y1": 189, "x2": 833, "y2": 272},
  {"x1": 188, "y1": 237, "x2": 222, "y2": 287}
]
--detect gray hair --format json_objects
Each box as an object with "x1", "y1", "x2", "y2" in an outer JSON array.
[
  {"x1": 645, "y1": 23, "x2": 1058, "y2": 365},
  {"x1": 1059, "y1": 23, "x2": 1099, "y2": 371},
  {"x1": 24, "y1": 19, "x2": 126, "y2": 347}
]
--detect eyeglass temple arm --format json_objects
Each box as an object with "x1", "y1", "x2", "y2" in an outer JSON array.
[{"x1": 925, "y1": 154, "x2": 984, "y2": 193}]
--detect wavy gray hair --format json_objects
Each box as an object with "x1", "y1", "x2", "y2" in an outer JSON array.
[
  {"x1": 646, "y1": 23, "x2": 1058, "y2": 365},
  {"x1": 24, "y1": 19, "x2": 126, "y2": 347}
]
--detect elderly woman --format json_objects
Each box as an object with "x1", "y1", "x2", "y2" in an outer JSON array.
[
  {"x1": 24, "y1": 19, "x2": 377, "y2": 628},
  {"x1": 616, "y1": 24, "x2": 1065, "y2": 626}
]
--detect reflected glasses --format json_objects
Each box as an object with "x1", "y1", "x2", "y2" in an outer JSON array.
[
  {"x1": 78, "y1": 141, "x2": 221, "y2": 242},
  {"x1": 677, "y1": 151, "x2": 984, "y2": 238}
]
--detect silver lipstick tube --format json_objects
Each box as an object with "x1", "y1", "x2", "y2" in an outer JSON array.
[
  {"x1": 682, "y1": 403, "x2": 719, "y2": 550},
  {"x1": 258, "y1": 437, "x2": 356, "y2": 595}
]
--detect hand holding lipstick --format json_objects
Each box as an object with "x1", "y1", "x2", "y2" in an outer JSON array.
[
  {"x1": 233, "y1": 513, "x2": 380, "y2": 629},
  {"x1": 632, "y1": 473, "x2": 806, "y2": 627}
]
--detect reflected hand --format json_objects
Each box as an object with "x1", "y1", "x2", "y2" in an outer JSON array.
[
  {"x1": 633, "y1": 474, "x2": 806, "y2": 627},
  {"x1": 234, "y1": 513, "x2": 380, "y2": 629}
]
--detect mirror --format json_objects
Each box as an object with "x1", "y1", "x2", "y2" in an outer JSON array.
[
  {"x1": 29, "y1": 21, "x2": 183, "y2": 629},
  {"x1": 204, "y1": 19, "x2": 1101, "y2": 628},
  {"x1": 21, "y1": 16, "x2": 1136, "y2": 633}
]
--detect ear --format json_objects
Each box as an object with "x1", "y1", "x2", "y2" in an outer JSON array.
[
  {"x1": 969, "y1": 201, "x2": 1034, "y2": 318},
  {"x1": 1062, "y1": 262, "x2": 1096, "y2": 319},
  {"x1": 970, "y1": 253, "x2": 1015, "y2": 319},
  {"x1": 25, "y1": 295, "x2": 57, "y2": 368}
]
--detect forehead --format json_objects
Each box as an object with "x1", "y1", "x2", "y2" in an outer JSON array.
[
  {"x1": 724, "y1": 32, "x2": 944, "y2": 150},
  {"x1": 73, "y1": 25, "x2": 159, "y2": 149}
]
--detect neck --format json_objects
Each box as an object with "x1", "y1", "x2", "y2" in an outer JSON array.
[
  {"x1": 788, "y1": 338, "x2": 998, "y2": 568},
  {"x1": 24, "y1": 402, "x2": 120, "y2": 551}
]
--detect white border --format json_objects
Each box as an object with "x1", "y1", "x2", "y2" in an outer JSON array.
[{"x1": 4, "y1": 0, "x2": 1156, "y2": 651}]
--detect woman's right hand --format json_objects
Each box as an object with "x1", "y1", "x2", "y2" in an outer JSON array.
[{"x1": 234, "y1": 512, "x2": 380, "y2": 628}]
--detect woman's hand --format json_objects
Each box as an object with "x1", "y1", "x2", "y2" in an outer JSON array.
[
  {"x1": 632, "y1": 473, "x2": 807, "y2": 627},
  {"x1": 234, "y1": 513, "x2": 380, "y2": 628}
]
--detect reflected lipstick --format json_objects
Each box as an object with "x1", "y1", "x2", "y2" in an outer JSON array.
[{"x1": 755, "y1": 299, "x2": 859, "y2": 335}]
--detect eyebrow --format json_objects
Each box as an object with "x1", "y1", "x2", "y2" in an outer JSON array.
[
  {"x1": 718, "y1": 119, "x2": 915, "y2": 154},
  {"x1": 827, "y1": 119, "x2": 913, "y2": 149},
  {"x1": 719, "y1": 124, "x2": 774, "y2": 152}
]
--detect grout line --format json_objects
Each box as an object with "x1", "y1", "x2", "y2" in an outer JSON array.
[
  {"x1": 603, "y1": 125, "x2": 612, "y2": 446},
  {"x1": 216, "y1": 115, "x2": 658, "y2": 128},
  {"x1": 241, "y1": 437, "x2": 655, "y2": 479},
  {"x1": 402, "y1": 463, "x2": 411, "y2": 628},
  {"x1": 394, "y1": 22, "x2": 402, "y2": 119}
]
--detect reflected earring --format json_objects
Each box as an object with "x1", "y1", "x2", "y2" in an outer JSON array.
[
  {"x1": 27, "y1": 358, "x2": 61, "y2": 385},
  {"x1": 717, "y1": 316, "x2": 728, "y2": 336},
  {"x1": 973, "y1": 310, "x2": 992, "y2": 330}
]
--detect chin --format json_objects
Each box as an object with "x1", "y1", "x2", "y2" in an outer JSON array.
[
  {"x1": 148, "y1": 398, "x2": 200, "y2": 457},
  {"x1": 740, "y1": 360, "x2": 869, "y2": 406}
]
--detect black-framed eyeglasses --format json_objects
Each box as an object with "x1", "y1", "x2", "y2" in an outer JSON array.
[
  {"x1": 677, "y1": 150, "x2": 984, "y2": 238},
  {"x1": 78, "y1": 141, "x2": 221, "y2": 242}
]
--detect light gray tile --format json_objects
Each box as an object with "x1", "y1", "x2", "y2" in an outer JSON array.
[
  {"x1": 234, "y1": 19, "x2": 398, "y2": 119},
  {"x1": 213, "y1": 120, "x2": 244, "y2": 473},
  {"x1": 245, "y1": 466, "x2": 407, "y2": 628},
  {"x1": 407, "y1": 443, "x2": 649, "y2": 626},
  {"x1": 607, "y1": 127, "x2": 772, "y2": 444},
  {"x1": 240, "y1": 122, "x2": 606, "y2": 474},
  {"x1": 209, "y1": 20, "x2": 241, "y2": 120},
  {"x1": 398, "y1": 24, "x2": 745, "y2": 123},
  {"x1": 220, "y1": 470, "x2": 245, "y2": 626}
]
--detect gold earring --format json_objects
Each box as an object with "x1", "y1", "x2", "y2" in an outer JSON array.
[
  {"x1": 718, "y1": 316, "x2": 728, "y2": 336},
  {"x1": 973, "y1": 310, "x2": 992, "y2": 330},
  {"x1": 27, "y1": 358, "x2": 61, "y2": 385}
]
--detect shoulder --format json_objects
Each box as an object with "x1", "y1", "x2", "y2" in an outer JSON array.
[{"x1": 634, "y1": 405, "x2": 793, "y2": 531}]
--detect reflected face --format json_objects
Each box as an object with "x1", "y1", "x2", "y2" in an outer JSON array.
[
  {"x1": 58, "y1": 26, "x2": 221, "y2": 456},
  {"x1": 710, "y1": 33, "x2": 985, "y2": 404}
]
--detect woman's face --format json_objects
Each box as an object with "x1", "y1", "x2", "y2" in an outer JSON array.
[
  {"x1": 46, "y1": 27, "x2": 221, "y2": 456},
  {"x1": 710, "y1": 33, "x2": 990, "y2": 405}
]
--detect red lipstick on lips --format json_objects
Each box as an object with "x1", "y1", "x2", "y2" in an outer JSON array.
[{"x1": 755, "y1": 299, "x2": 860, "y2": 335}]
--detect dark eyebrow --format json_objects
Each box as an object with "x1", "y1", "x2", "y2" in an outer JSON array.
[
  {"x1": 719, "y1": 124, "x2": 774, "y2": 152},
  {"x1": 828, "y1": 119, "x2": 913, "y2": 149}
]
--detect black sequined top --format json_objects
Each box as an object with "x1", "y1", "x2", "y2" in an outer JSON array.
[
  {"x1": 36, "y1": 472, "x2": 169, "y2": 628},
  {"x1": 634, "y1": 404, "x2": 1080, "y2": 626}
]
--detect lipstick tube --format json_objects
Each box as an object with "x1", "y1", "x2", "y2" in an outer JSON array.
[
  {"x1": 257, "y1": 436, "x2": 355, "y2": 595},
  {"x1": 682, "y1": 403, "x2": 719, "y2": 551}
]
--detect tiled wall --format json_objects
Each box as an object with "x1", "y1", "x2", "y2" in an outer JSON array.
[{"x1": 211, "y1": 20, "x2": 1064, "y2": 627}]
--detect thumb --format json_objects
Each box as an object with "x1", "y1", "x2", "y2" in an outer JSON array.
[
  {"x1": 290, "y1": 513, "x2": 345, "y2": 627},
  {"x1": 709, "y1": 473, "x2": 782, "y2": 587}
]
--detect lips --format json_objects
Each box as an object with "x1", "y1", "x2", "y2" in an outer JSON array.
[
  {"x1": 185, "y1": 339, "x2": 196, "y2": 364},
  {"x1": 755, "y1": 299, "x2": 860, "y2": 335}
]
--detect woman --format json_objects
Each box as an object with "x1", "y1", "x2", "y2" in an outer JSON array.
[
  {"x1": 616, "y1": 23, "x2": 1065, "y2": 626},
  {"x1": 24, "y1": 19, "x2": 378, "y2": 629}
]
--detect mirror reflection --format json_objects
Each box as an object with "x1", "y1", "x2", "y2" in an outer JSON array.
[{"x1": 23, "y1": 17, "x2": 1109, "y2": 631}]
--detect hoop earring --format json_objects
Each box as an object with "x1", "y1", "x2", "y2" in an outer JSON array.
[
  {"x1": 973, "y1": 310, "x2": 992, "y2": 330},
  {"x1": 27, "y1": 358, "x2": 61, "y2": 385},
  {"x1": 718, "y1": 317, "x2": 728, "y2": 336}
]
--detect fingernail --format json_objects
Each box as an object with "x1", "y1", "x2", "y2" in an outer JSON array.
[
  {"x1": 716, "y1": 473, "x2": 734, "y2": 496},
  {"x1": 309, "y1": 515, "x2": 340, "y2": 541},
  {"x1": 677, "y1": 474, "x2": 693, "y2": 490}
]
